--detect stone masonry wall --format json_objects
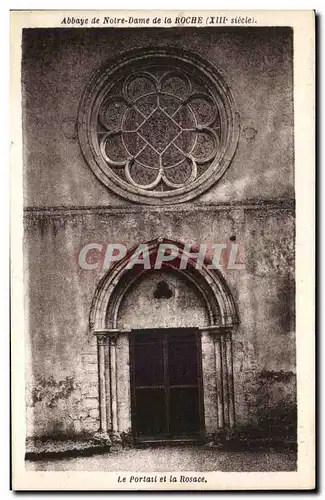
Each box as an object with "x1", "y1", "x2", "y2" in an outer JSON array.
[
  {"x1": 24, "y1": 204, "x2": 295, "y2": 438},
  {"x1": 22, "y1": 26, "x2": 295, "y2": 441}
]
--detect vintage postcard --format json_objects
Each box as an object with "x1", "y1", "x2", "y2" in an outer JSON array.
[{"x1": 11, "y1": 10, "x2": 315, "y2": 490}]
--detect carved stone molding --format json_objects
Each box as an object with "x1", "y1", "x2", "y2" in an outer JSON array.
[
  {"x1": 95, "y1": 334, "x2": 107, "y2": 346},
  {"x1": 23, "y1": 198, "x2": 295, "y2": 218},
  {"x1": 89, "y1": 238, "x2": 239, "y2": 332}
]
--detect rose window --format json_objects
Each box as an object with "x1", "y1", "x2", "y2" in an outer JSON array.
[{"x1": 78, "y1": 49, "x2": 239, "y2": 205}]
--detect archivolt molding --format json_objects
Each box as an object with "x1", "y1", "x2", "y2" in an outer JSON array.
[{"x1": 89, "y1": 238, "x2": 238, "y2": 333}]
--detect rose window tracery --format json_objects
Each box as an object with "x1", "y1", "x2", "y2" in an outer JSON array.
[{"x1": 78, "y1": 49, "x2": 239, "y2": 204}]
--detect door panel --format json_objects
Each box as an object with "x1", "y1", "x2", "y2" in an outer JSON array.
[
  {"x1": 135, "y1": 388, "x2": 166, "y2": 436},
  {"x1": 130, "y1": 328, "x2": 203, "y2": 439},
  {"x1": 167, "y1": 333, "x2": 198, "y2": 385},
  {"x1": 134, "y1": 342, "x2": 164, "y2": 386},
  {"x1": 169, "y1": 387, "x2": 200, "y2": 434}
]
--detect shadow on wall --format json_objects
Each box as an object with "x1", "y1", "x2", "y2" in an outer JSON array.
[{"x1": 255, "y1": 370, "x2": 297, "y2": 442}]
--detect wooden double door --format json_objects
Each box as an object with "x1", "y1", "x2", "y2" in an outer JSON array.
[{"x1": 130, "y1": 328, "x2": 204, "y2": 441}]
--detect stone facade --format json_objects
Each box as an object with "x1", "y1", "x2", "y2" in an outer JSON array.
[{"x1": 23, "y1": 27, "x2": 295, "y2": 444}]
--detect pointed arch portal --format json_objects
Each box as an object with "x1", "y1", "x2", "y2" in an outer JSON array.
[{"x1": 90, "y1": 238, "x2": 238, "y2": 442}]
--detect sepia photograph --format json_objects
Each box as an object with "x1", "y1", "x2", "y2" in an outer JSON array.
[{"x1": 10, "y1": 10, "x2": 315, "y2": 490}]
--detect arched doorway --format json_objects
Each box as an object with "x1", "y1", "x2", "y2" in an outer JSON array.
[
  {"x1": 120, "y1": 269, "x2": 207, "y2": 442},
  {"x1": 89, "y1": 238, "x2": 238, "y2": 442}
]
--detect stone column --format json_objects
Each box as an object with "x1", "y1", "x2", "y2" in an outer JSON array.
[
  {"x1": 104, "y1": 341, "x2": 111, "y2": 431},
  {"x1": 211, "y1": 328, "x2": 235, "y2": 430},
  {"x1": 95, "y1": 329, "x2": 120, "y2": 441},
  {"x1": 225, "y1": 332, "x2": 235, "y2": 427},
  {"x1": 213, "y1": 335, "x2": 224, "y2": 428},
  {"x1": 221, "y1": 334, "x2": 229, "y2": 426},
  {"x1": 96, "y1": 334, "x2": 108, "y2": 433},
  {"x1": 108, "y1": 332, "x2": 118, "y2": 435}
]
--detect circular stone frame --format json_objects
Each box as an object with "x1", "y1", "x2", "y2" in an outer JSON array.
[{"x1": 78, "y1": 47, "x2": 240, "y2": 205}]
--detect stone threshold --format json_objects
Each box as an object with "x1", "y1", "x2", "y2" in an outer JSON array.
[
  {"x1": 25, "y1": 436, "x2": 112, "y2": 461},
  {"x1": 25, "y1": 434, "x2": 297, "y2": 461},
  {"x1": 135, "y1": 436, "x2": 203, "y2": 447}
]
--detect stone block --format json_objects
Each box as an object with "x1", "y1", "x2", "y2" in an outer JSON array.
[
  {"x1": 82, "y1": 354, "x2": 97, "y2": 365},
  {"x1": 82, "y1": 419, "x2": 99, "y2": 432},
  {"x1": 89, "y1": 408, "x2": 99, "y2": 419},
  {"x1": 83, "y1": 398, "x2": 98, "y2": 409},
  {"x1": 83, "y1": 385, "x2": 98, "y2": 398},
  {"x1": 84, "y1": 364, "x2": 98, "y2": 373}
]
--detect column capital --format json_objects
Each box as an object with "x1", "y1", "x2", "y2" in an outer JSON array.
[
  {"x1": 95, "y1": 334, "x2": 107, "y2": 346},
  {"x1": 94, "y1": 329, "x2": 119, "y2": 345},
  {"x1": 199, "y1": 325, "x2": 232, "y2": 339},
  {"x1": 109, "y1": 333, "x2": 118, "y2": 346}
]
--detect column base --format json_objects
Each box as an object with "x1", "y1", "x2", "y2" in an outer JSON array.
[
  {"x1": 93, "y1": 432, "x2": 112, "y2": 447},
  {"x1": 204, "y1": 427, "x2": 237, "y2": 447},
  {"x1": 109, "y1": 431, "x2": 122, "y2": 451}
]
